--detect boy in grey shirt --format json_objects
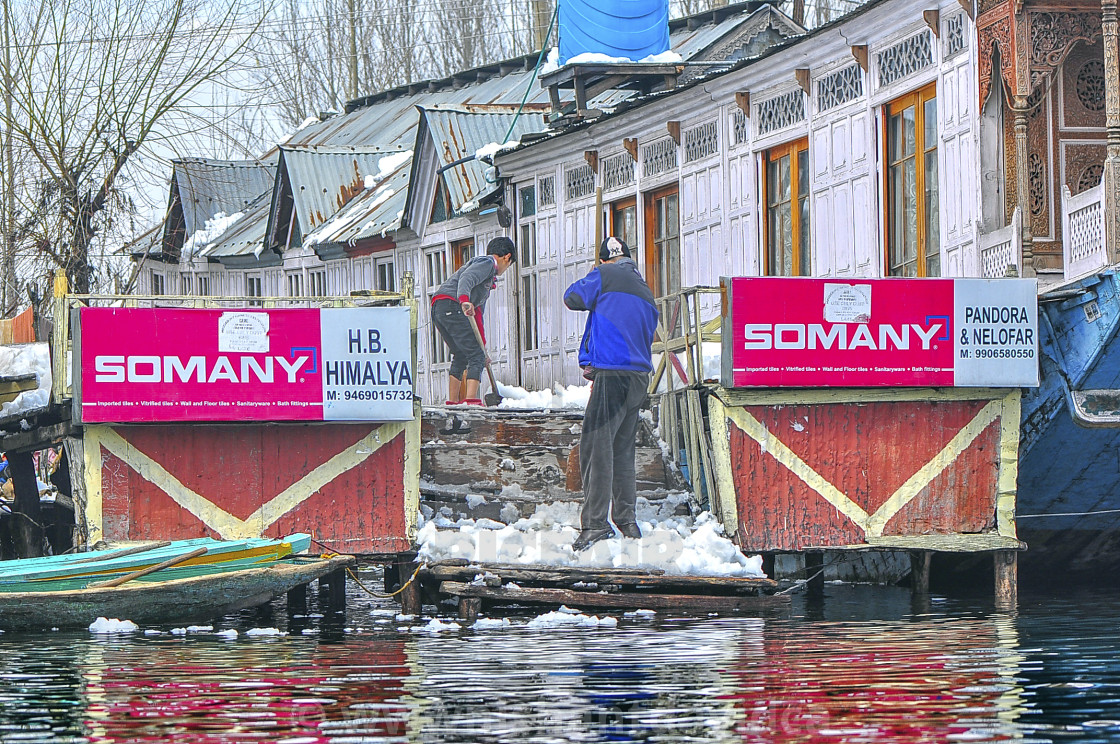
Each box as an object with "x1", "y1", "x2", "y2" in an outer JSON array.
[{"x1": 431, "y1": 236, "x2": 516, "y2": 406}]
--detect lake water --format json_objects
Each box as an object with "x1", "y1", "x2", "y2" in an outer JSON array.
[{"x1": 3, "y1": 574, "x2": 1119, "y2": 743}]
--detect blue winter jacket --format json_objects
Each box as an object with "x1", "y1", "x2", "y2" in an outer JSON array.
[{"x1": 564, "y1": 257, "x2": 659, "y2": 373}]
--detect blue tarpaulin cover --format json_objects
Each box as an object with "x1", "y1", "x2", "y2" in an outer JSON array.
[{"x1": 558, "y1": 0, "x2": 670, "y2": 65}]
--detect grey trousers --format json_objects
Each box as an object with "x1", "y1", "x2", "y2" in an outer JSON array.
[{"x1": 578, "y1": 370, "x2": 649, "y2": 530}]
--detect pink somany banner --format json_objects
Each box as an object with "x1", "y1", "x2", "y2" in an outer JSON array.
[
  {"x1": 720, "y1": 277, "x2": 1039, "y2": 388},
  {"x1": 78, "y1": 307, "x2": 414, "y2": 423}
]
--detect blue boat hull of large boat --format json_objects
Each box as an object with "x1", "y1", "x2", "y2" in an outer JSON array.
[{"x1": 1017, "y1": 269, "x2": 1120, "y2": 575}]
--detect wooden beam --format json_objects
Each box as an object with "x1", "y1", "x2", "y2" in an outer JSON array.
[
  {"x1": 1, "y1": 419, "x2": 72, "y2": 454},
  {"x1": 440, "y1": 581, "x2": 790, "y2": 612},
  {"x1": 735, "y1": 90, "x2": 750, "y2": 114},
  {"x1": 623, "y1": 137, "x2": 638, "y2": 161},
  {"x1": 924, "y1": 8, "x2": 940, "y2": 37},
  {"x1": 958, "y1": 0, "x2": 973, "y2": 19},
  {"x1": 794, "y1": 67, "x2": 811, "y2": 94},
  {"x1": 851, "y1": 44, "x2": 869, "y2": 72},
  {"x1": 426, "y1": 562, "x2": 777, "y2": 590},
  {"x1": 584, "y1": 149, "x2": 598, "y2": 171},
  {"x1": 666, "y1": 120, "x2": 681, "y2": 145}
]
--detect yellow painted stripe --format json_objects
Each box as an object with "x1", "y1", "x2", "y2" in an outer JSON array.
[
  {"x1": 996, "y1": 390, "x2": 1021, "y2": 537},
  {"x1": 865, "y1": 399, "x2": 1003, "y2": 537},
  {"x1": 725, "y1": 406, "x2": 871, "y2": 530},
  {"x1": 83, "y1": 427, "x2": 105, "y2": 545},
  {"x1": 247, "y1": 423, "x2": 404, "y2": 529},
  {"x1": 707, "y1": 396, "x2": 739, "y2": 536}
]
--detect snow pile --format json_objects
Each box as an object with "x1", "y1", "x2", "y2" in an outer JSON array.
[
  {"x1": 416, "y1": 618, "x2": 461, "y2": 633},
  {"x1": 471, "y1": 617, "x2": 512, "y2": 630},
  {"x1": 416, "y1": 496, "x2": 765, "y2": 578},
  {"x1": 496, "y1": 381, "x2": 591, "y2": 410},
  {"x1": 475, "y1": 140, "x2": 521, "y2": 162},
  {"x1": 0, "y1": 343, "x2": 51, "y2": 420},
  {"x1": 170, "y1": 625, "x2": 213, "y2": 635},
  {"x1": 377, "y1": 150, "x2": 412, "y2": 180},
  {"x1": 215, "y1": 629, "x2": 238, "y2": 639},
  {"x1": 89, "y1": 617, "x2": 138, "y2": 633},
  {"x1": 526, "y1": 610, "x2": 617, "y2": 629},
  {"x1": 182, "y1": 211, "x2": 243, "y2": 259},
  {"x1": 541, "y1": 48, "x2": 683, "y2": 75},
  {"x1": 246, "y1": 627, "x2": 285, "y2": 637}
]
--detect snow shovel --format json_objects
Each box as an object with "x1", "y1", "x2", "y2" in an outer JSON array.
[{"x1": 466, "y1": 313, "x2": 503, "y2": 407}]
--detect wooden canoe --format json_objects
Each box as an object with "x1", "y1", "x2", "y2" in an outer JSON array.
[{"x1": 0, "y1": 554, "x2": 354, "y2": 631}]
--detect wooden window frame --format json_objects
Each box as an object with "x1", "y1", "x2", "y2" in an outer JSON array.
[
  {"x1": 451, "y1": 238, "x2": 474, "y2": 271},
  {"x1": 609, "y1": 197, "x2": 638, "y2": 255},
  {"x1": 885, "y1": 82, "x2": 939, "y2": 277},
  {"x1": 761, "y1": 137, "x2": 810, "y2": 276},
  {"x1": 643, "y1": 184, "x2": 680, "y2": 298}
]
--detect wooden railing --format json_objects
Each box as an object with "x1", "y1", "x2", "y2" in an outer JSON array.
[
  {"x1": 979, "y1": 207, "x2": 1022, "y2": 278},
  {"x1": 1063, "y1": 183, "x2": 1109, "y2": 281},
  {"x1": 649, "y1": 286, "x2": 723, "y2": 508}
]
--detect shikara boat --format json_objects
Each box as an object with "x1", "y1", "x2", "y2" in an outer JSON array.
[
  {"x1": 0, "y1": 534, "x2": 313, "y2": 590},
  {"x1": 0, "y1": 554, "x2": 355, "y2": 631}
]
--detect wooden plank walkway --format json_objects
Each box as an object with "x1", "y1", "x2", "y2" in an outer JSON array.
[{"x1": 420, "y1": 559, "x2": 787, "y2": 622}]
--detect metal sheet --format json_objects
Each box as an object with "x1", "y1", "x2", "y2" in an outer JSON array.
[
  {"x1": 420, "y1": 104, "x2": 552, "y2": 213},
  {"x1": 93, "y1": 423, "x2": 412, "y2": 554},
  {"x1": 721, "y1": 397, "x2": 1007, "y2": 551},
  {"x1": 301, "y1": 155, "x2": 411, "y2": 250},
  {"x1": 172, "y1": 158, "x2": 275, "y2": 237},
  {"x1": 198, "y1": 192, "x2": 272, "y2": 259}
]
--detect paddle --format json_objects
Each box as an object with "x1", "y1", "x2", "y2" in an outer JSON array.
[
  {"x1": 89, "y1": 547, "x2": 209, "y2": 588},
  {"x1": 466, "y1": 313, "x2": 503, "y2": 406},
  {"x1": 71, "y1": 541, "x2": 173, "y2": 565}
]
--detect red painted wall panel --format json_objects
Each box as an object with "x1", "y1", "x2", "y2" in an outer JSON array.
[
  {"x1": 97, "y1": 423, "x2": 410, "y2": 554},
  {"x1": 728, "y1": 400, "x2": 1003, "y2": 551}
]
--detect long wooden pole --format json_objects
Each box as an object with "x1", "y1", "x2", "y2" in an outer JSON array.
[
  {"x1": 90, "y1": 547, "x2": 209, "y2": 589},
  {"x1": 72, "y1": 541, "x2": 173, "y2": 565}
]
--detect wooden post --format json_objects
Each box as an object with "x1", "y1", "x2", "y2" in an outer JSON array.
[
  {"x1": 287, "y1": 583, "x2": 307, "y2": 615},
  {"x1": 325, "y1": 567, "x2": 347, "y2": 612},
  {"x1": 8, "y1": 450, "x2": 44, "y2": 558},
  {"x1": 805, "y1": 551, "x2": 825, "y2": 599},
  {"x1": 994, "y1": 550, "x2": 1017, "y2": 610},
  {"x1": 397, "y1": 559, "x2": 422, "y2": 616},
  {"x1": 1101, "y1": 0, "x2": 1120, "y2": 264},
  {"x1": 1012, "y1": 98, "x2": 1035, "y2": 277},
  {"x1": 458, "y1": 596, "x2": 481, "y2": 623},
  {"x1": 910, "y1": 551, "x2": 931, "y2": 595}
]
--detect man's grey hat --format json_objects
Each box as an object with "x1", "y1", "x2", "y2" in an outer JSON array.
[{"x1": 599, "y1": 236, "x2": 630, "y2": 262}]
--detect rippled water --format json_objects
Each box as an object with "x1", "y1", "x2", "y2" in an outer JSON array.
[{"x1": 2, "y1": 576, "x2": 1120, "y2": 743}]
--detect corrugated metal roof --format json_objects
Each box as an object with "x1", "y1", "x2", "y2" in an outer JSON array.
[
  {"x1": 301, "y1": 154, "x2": 412, "y2": 250},
  {"x1": 200, "y1": 192, "x2": 272, "y2": 260},
  {"x1": 280, "y1": 146, "x2": 409, "y2": 234},
  {"x1": 420, "y1": 104, "x2": 552, "y2": 212},
  {"x1": 172, "y1": 158, "x2": 274, "y2": 237}
]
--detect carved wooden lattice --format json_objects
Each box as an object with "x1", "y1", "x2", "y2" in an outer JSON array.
[
  {"x1": 684, "y1": 121, "x2": 719, "y2": 162},
  {"x1": 877, "y1": 31, "x2": 933, "y2": 87},
  {"x1": 946, "y1": 13, "x2": 967, "y2": 58},
  {"x1": 757, "y1": 90, "x2": 805, "y2": 135},
  {"x1": 1076, "y1": 59, "x2": 1106, "y2": 112},
  {"x1": 732, "y1": 109, "x2": 748, "y2": 146},
  {"x1": 602, "y1": 153, "x2": 635, "y2": 191},
  {"x1": 1068, "y1": 197, "x2": 1104, "y2": 264},
  {"x1": 539, "y1": 175, "x2": 556, "y2": 207},
  {"x1": 564, "y1": 164, "x2": 594, "y2": 200},
  {"x1": 816, "y1": 65, "x2": 863, "y2": 112},
  {"x1": 642, "y1": 139, "x2": 678, "y2": 178}
]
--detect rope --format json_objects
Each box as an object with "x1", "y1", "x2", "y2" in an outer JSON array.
[
  {"x1": 502, "y1": 3, "x2": 559, "y2": 145},
  {"x1": 1017, "y1": 508, "x2": 1120, "y2": 519},
  {"x1": 310, "y1": 536, "x2": 425, "y2": 599},
  {"x1": 345, "y1": 562, "x2": 424, "y2": 599}
]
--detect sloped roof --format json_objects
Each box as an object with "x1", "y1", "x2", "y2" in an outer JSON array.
[
  {"x1": 198, "y1": 192, "x2": 272, "y2": 260},
  {"x1": 301, "y1": 152, "x2": 412, "y2": 254},
  {"x1": 170, "y1": 158, "x2": 275, "y2": 237},
  {"x1": 418, "y1": 104, "x2": 552, "y2": 213}
]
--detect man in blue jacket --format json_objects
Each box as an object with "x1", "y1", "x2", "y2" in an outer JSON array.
[{"x1": 564, "y1": 237, "x2": 660, "y2": 551}]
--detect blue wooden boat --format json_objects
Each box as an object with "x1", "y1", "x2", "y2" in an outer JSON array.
[{"x1": 1017, "y1": 269, "x2": 1120, "y2": 575}]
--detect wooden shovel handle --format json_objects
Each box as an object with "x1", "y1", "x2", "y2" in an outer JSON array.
[
  {"x1": 90, "y1": 547, "x2": 209, "y2": 588},
  {"x1": 465, "y1": 313, "x2": 499, "y2": 392}
]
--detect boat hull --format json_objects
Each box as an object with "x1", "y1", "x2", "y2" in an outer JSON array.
[
  {"x1": 1017, "y1": 270, "x2": 1120, "y2": 576},
  {"x1": 0, "y1": 555, "x2": 354, "y2": 631}
]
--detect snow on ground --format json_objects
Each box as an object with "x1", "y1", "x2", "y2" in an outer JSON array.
[
  {"x1": 416, "y1": 492, "x2": 765, "y2": 578},
  {"x1": 495, "y1": 381, "x2": 591, "y2": 410},
  {"x1": 0, "y1": 343, "x2": 51, "y2": 421},
  {"x1": 88, "y1": 618, "x2": 138, "y2": 633}
]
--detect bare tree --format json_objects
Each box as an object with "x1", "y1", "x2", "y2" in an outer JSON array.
[{"x1": 0, "y1": 0, "x2": 262, "y2": 295}]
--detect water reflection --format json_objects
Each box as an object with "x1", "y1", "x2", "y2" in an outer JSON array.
[{"x1": 1, "y1": 585, "x2": 1120, "y2": 742}]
